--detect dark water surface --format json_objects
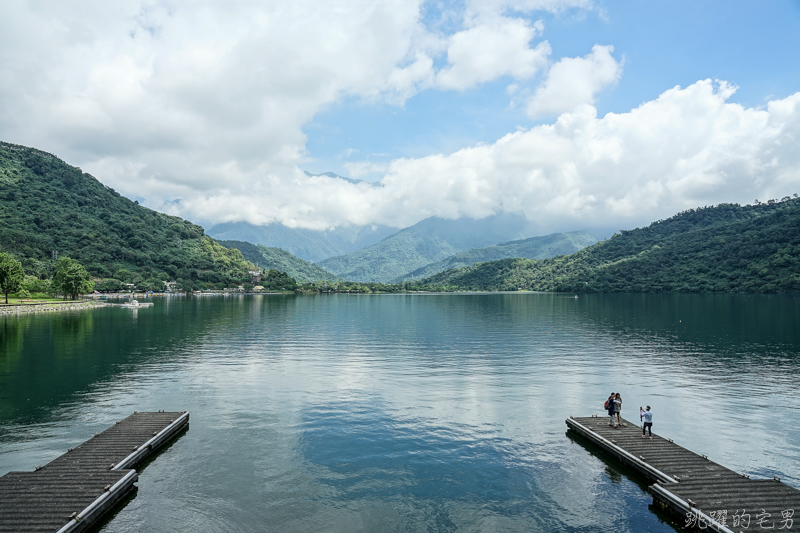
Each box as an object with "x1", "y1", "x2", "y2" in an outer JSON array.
[{"x1": 1, "y1": 293, "x2": 799, "y2": 532}]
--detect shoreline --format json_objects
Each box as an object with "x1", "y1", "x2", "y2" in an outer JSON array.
[{"x1": 0, "y1": 300, "x2": 111, "y2": 316}]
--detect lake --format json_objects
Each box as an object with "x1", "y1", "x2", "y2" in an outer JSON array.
[{"x1": 1, "y1": 293, "x2": 799, "y2": 532}]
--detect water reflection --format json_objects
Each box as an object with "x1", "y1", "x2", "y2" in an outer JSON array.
[{"x1": 0, "y1": 293, "x2": 798, "y2": 532}]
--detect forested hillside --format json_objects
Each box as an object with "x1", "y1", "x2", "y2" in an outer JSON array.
[
  {"x1": 218, "y1": 240, "x2": 340, "y2": 282},
  {"x1": 396, "y1": 231, "x2": 596, "y2": 281},
  {"x1": 421, "y1": 197, "x2": 800, "y2": 293},
  {"x1": 0, "y1": 141, "x2": 255, "y2": 289}
]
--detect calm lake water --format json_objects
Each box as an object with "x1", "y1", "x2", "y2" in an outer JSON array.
[{"x1": 1, "y1": 293, "x2": 799, "y2": 532}]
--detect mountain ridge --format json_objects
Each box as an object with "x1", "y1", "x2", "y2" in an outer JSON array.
[
  {"x1": 318, "y1": 214, "x2": 547, "y2": 282},
  {"x1": 420, "y1": 198, "x2": 800, "y2": 293},
  {"x1": 0, "y1": 141, "x2": 255, "y2": 289},
  {"x1": 395, "y1": 231, "x2": 597, "y2": 282},
  {"x1": 217, "y1": 240, "x2": 340, "y2": 283}
]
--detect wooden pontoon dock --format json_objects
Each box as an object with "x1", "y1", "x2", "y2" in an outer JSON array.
[
  {"x1": 0, "y1": 411, "x2": 189, "y2": 533},
  {"x1": 567, "y1": 415, "x2": 799, "y2": 532}
]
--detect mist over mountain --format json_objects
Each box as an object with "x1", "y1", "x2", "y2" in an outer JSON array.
[
  {"x1": 317, "y1": 214, "x2": 546, "y2": 282},
  {"x1": 207, "y1": 221, "x2": 396, "y2": 263},
  {"x1": 395, "y1": 231, "x2": 597, "y2": 282}
]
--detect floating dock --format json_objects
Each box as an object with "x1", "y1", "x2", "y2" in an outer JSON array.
[
  {"x1": 567, "y1": 416, "x2": 800, "y2": 532},
  {"x1": 0, "y1": 411, "x2": 189, "y2": 533}
]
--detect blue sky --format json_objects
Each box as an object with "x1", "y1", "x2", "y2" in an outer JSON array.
[
  {"x1": 304, "y1": 1, "x2": 800, "y2": 179},
  {"x1": 1, "y1": 0, "x2": 800, "y2": 231}
]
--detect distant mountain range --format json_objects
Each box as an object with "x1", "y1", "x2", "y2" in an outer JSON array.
[
  {"x1": 217, "y1": 240, "x2": 340, "y2": 283},
  {"x1": 211, "y1": 212, "x2": 604, "y2": 283},
  {"x1": 317, "y1": 214, "x2": 549, "y2": 282},
  {"x1": 420, "y1": 197, "x2": 800, "y2": 293},
  {"x1": 395, "y1": 231, "x2": 597, "y2": 281},
  {"x1": 207, "y1": 221, "x2": 396, "y2": 263}
]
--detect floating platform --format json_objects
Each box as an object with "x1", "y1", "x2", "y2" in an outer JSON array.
[
  {"x1": 567, "y1": 415, "x2": 800, "y2": 532},
  {"x1": 0, "y1": 411, "x2": 189, "y2": 533}
]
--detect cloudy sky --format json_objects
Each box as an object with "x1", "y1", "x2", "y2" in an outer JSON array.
[{"x1": 2, "y1": 0, "x2": 800, "y2": 233}]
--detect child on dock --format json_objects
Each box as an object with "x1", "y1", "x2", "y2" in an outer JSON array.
[{"x1": 641, "y1": 406, "x2": 653, "y2": 439}]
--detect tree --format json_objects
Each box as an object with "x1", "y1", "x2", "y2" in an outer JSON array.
[
  {"x1": 22, "y1": 275, "x2": 49, "y2": 294},
  {"x1": 52, "y1": 257, "x2": 94, "y2": 300},
  {"x1": 0, "y1": 253, "x2": 25, "y2": 304}
]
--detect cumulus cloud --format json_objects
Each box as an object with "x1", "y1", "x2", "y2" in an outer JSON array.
[
  {"x1": 170, "y1": 81, "x2": 800, "y2": 232},
  {"x1": 380, "y1": 80, "x2": 800, "y2": 229},
  {"x1": 344, "y1": 161, "x2": 390, "y2": 180},
  {"x1": 436, "y1": 18, "x2": 550, "y2": 90},
  {"x1": 2, "y1": 2, "x2": 798, "y2": 236},
  {"x1": 0, "y1": 1, "x2": 565, "y2": 202},
  {"x1": 527, "y1": 44, "x2": 622, "y2": 118}
]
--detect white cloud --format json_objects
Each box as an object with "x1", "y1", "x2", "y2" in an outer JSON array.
[
  {"x1": 0, "y1": 1, "x2": 564, "y2": 200},
  {"x1": 436, "y1": 18, "x2": 550, "y2": 90},
  {"x1": 2, "y1": 2, "x2": 798, "y2": 236},
  {"x1": 344, "y1": 161, "x2": 390, "y2": 180},
  {"x1": 527, "y1": 44, "x2": 622, "y2": 118},
  {"x1": 169, "y1": 80, "x2": 800, "y2": 232},
  {"x1": 1, "y1": 1, "x2": 431, "y2": 171}
]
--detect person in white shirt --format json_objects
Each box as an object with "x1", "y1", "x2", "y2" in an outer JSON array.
[{"x1": 641, "y1": 406, "x2": 653, "y2": 439}]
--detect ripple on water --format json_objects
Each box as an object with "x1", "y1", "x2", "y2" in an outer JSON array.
[{"x1": 1, "y1": 293, "x2": 799, "y2": 532}]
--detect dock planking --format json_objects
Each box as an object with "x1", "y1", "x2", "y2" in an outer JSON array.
[
  {"x1": 0, "y1": 411, "x2": 189, "y2": 533},
  {"x1": 567, "y1": 415, "x2": 799, "y2": 532}
]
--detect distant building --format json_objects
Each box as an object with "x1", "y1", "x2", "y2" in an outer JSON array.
[
  {"x1": 249, "y1": 270, "x2": 262, "y2": 282},
  {"x1": 223, "y1": 286, "x2": 244, "y2": 293}
]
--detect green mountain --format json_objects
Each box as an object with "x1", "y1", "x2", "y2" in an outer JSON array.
[
  {"x1": 420, "y1": 197, "x2": 800, "y2": 293},
  {"x1": 0, "y1": 141, "x2": 255, "y2": 287},
  {"x1": 317, "y1": 214, "x2": 544, "y2": 282},
  {"x1": 396, "y1": 231, "x2": 597, "y2": 282},
  {"x1": 218, "y1": 240, "x2": 340, "y2": 283},
  {"x1": 207, "y1": 221, "x2": 397, "y2": 262}
]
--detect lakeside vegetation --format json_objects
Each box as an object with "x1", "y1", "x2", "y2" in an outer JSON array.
[
  {"x1": 1, "y1": 252, "x2": 94, "y2": 301},
  {"x1": 0, "y1": 141, "x2": 256, "y2": 292}
]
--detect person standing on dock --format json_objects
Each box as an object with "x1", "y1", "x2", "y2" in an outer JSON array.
[
  {"x1": 614, "y1": 393, "x2": 622, "y2": 428},
  {"x1": 606, "y1": 392, "x2": 616, "y2": 427},
  {"x1": 641, "y1": 406, "x2": 653, "y2": 439}
]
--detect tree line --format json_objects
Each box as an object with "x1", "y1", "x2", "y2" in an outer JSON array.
[{"x1": 0, "y1": 252, "x2": 93, "y2": 302}]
